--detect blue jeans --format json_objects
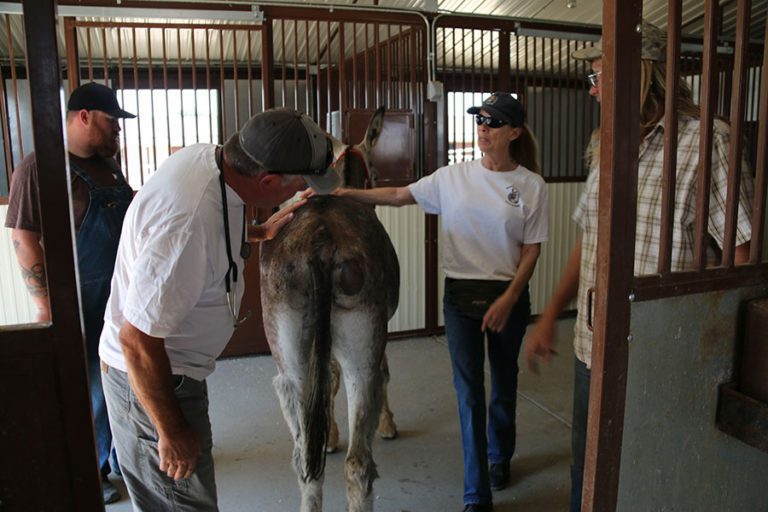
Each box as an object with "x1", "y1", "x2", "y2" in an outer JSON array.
[
  {"x1": 443, "y1": 287, "x2": 530, "y2": 506},
  {"x1": 103, "y1": 365, "x2": 218, "y2": 512},
  {"x1": 570, "y1": 357, "x2": 590, "y2": 512}
]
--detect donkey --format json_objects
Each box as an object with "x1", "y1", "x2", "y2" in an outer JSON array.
[{"x1": 260, "y1": 107, "x2": 399, "y2": 512}]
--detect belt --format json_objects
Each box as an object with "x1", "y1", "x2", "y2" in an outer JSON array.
[{"x1": 101, "y1": 360, "x2": 185, "y2": 387}]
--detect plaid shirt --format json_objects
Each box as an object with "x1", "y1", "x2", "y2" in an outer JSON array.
[{"x1": 572, "y1": 116, "x2": 755, "y2": 367}]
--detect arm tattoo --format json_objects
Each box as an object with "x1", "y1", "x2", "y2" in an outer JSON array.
[
  {"x1": 21, "y1": 263, "x2": 48, "y2": 297},
  {"x1": 12, "y1": 239, "x2": 20, "y2": 252}
]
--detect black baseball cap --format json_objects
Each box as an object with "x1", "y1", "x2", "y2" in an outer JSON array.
[
  {"x1": 234, "y1": 108, "x2": 341, "y2": 194},
  {"x1": 467, "y1": 92, "x2": 525, "y2": 127},
  {"x1": 67, "y1": 82, "x2": 136, "y2": 119}
]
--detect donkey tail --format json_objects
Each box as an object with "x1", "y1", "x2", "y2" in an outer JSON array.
[{"x1": 303, "y1": 230, "x2": 334, "y2": 482}]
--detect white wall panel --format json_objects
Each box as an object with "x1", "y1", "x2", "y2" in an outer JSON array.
[
  {"x1": 529, "y1": 181, "x2": 582, "y2": 314},
  {"x1": 376, "y1": 204, "x2": 424, "y2": 332},
  {"x1": 0, "y1": 205, "x2": 36, "y2": 325}
]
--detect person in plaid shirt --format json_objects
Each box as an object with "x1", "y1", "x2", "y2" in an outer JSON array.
[{"x1": 524, "y1": 21, "x2": 754, "y2": 512}]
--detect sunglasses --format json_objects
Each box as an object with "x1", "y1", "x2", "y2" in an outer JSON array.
[
  {"x1": 474, "y1": 114, "x2": 507, "y2": 129},
  {"x1": 586, "y1": 71, "x2": 602, "y2": 88}
]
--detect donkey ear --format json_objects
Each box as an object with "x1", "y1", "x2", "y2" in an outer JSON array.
[{"x1": 362, "y1": 106, "x2": 386, "y2": 150}]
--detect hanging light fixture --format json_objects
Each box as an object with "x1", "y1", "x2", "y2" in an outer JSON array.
[{"x1": 567, "y1": 0, "x2": 577, "y2": 7}]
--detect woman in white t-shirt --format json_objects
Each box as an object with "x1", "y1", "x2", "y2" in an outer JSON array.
[{"x1": 334, "y1": 92, "x2": 549, "y2": 512}]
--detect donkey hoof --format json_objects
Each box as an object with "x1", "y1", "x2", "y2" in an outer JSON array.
[
  {"x1": 325, "y1": 443, "x2": 339, "y2": 454},
  {"x1": 378, "y1": 428, "x2": 398, "y2": 440}
]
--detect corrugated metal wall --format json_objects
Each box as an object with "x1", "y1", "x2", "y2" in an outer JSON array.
[
  {"x1": 376, "y1": 204, "x2": 425, "y2": 331},
  {"x1": 0, "y1": 205, "x2": 36, "y2": 325},
  {"x1": 529, "y1": 182, "x2": 582, "y2": 314}
]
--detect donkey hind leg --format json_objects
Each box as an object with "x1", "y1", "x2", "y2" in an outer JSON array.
[
  {"x1": 376, "y1": 354, "x2": 397, "y2": 440},
  {"x1": 274, "y1": 374, "x2": 324, "y2": 512},
  {"x1": 334, "y1": 313, "x2": 385, "y2": 512},
  {"x1": 326, "y1": 358, "x2": 342, "y2": 453}
]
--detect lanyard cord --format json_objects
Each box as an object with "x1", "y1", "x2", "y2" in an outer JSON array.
[{"x1": 217, "y1": 147, "x2": 238, "y2": 294}]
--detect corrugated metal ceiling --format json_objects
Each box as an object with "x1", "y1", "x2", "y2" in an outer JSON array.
[{"x1": 0, "y1": 1, "x2": 765, "y2": 69}]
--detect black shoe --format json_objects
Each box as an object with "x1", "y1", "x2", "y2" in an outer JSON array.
[
  {"x1": 103, "y1": 479, "x2": 121, "y2": 505},
  {"x1": 463, "y1": 504, "x2": 493, "y2": 512},
  {"x1": 489, "y1": 462, "x2": 510, "y2": 491}
]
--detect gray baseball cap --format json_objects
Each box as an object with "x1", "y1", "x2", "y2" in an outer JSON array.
[
  {"x1": 572, "y1": 20, "x2": 666, "y2": 62},
  {"x1": 235, "y1": 108, "x2": 341, "y2": 194}
]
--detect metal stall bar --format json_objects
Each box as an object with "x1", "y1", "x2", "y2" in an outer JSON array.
[
  {"x1": 263, "y1": 20, "x2": 274, "y2": 112},
  {"x1": 398, "y1": 27, "x2": 405, "y2": 109},
  {"x1": 363, "y1": 23, "x2": 369, "y2": 109},
  {"x1": 6, "y1": 14, "x2": 23, "y2": 159},
  {"x1": 450, "y1": 28, "x2": 456, "y2": 163},
  {"x1": 0, "y1": 63, "x2": 13, "y2": 196},
  {"x1": 557, "y1": 38, "x2": 563, "y2": 179},
  {"x1": 386, "y1": 24, "x2": 392, "y2": 108},
  {"x1": 326, "y1": 21, "x2": 332, "y2": 127},
  {"x1": 316, "y1": 21, "x2": 322, "y2": 126},
  {"x1": 248, "y1": 29, "x2": 254, "y2": 115},
  {"x1": 131, "y1": 27, "x2": 144, "y2": 186},
  {"x1": 548, "y1": 37, "x2": 555, "y2": 178},
  {"x1": 470, "y1": 28, "x2": 476, "y2": 99},
  {"x1": 305, "y1": 21, "x2": 311, "y2": 114},
  {"x1": 101, "y1": 27, "x2": 108, "y2": 84},
  {"x1": 721, "y1": 0, "x2": 751, "y2": 267},
  {"x1": 658, "y1": 0, "x2": 682, "y2": 274},
  {"x1": 486, "y1": 30, "x2": 498, "y2": 92},
  {"x1": 352, "y1": 22, "x2": 358, "y2": 109},
  {"x1": 191, "y1": 28, "x2": 199, "y2": 143},
  {"x1": 461, "y1": 29, "x2": 467, "y2": 159},
  {"x1": 148, "y1": 27, "x2": 159, "y2": 172},
  {"x1": 693, "y1": 0, "x2": 720, "y2": 270},
  {"x1": 162, "y1": 28, "x2": 172, "y2": 157},
  {"x1": 233, "y1": 29, "x2": 241, "y2": 129},
  {"x1": 117, "y1": 27, "x2": 130, "y2": 181},
  {"x1": 280, "y1": 19, "x2": 286, "y2": 107},
  {"x1": 85, "y1": 25, "x2": 94, "y2": 81},
  {"x1": 177, "y1": 29, "x2": 185, "y2": 148},
  {"x1": 409, "y1": 25, "x2": 417, "y2": 110},
  {"x1": 339, "y1": 22, "x2": 347, "y2": 128},
  {"x1": 294, "y1": 20, "x2": 300, "y2": 109},
  {"x1": 583, "y1": 0, "x2": 642, "y2": 510},
  {"x1": 205, "y1": 28, "x2": 214, "y2": 146},
  {"x1": 218, "y1": 29, "x2": 226, "y2": 138},
  {"x1": 750, "y1": 11, "x2": 768, "y2": 264},
  {"x1": 64, "y1": 17, "x2": 80, "y2": 91},
  {"x1": 374, "y1": 23, "x2": 382, "y2": 108}
]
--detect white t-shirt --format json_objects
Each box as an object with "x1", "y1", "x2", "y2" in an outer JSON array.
[
  {"x1": 99, "y1": 143, "x2": 246, "y2": 380},
  {"x1": 409, "y1": 159, "x2": 549, "y2": 280}
]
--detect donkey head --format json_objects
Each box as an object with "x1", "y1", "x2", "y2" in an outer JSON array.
[{"x1": 329, "y1": 106, "x2": 385, "y2": 190}]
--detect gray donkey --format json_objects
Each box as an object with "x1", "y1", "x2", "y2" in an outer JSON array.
[{"x1": 260, "y1": 107, "x2": 399, "y2": 512}]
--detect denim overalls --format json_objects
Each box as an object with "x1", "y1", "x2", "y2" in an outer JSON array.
[{"x1": 71, "y1": 161, "x2": 132, "y2": 479}]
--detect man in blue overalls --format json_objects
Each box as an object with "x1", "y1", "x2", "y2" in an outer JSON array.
[{"x1": 5, "y1": 82, "x2": 135, "y2": 504}]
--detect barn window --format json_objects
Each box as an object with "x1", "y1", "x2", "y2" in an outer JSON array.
[{"x1": 116, "y1": 88, "x2": 219, "y2": 189}]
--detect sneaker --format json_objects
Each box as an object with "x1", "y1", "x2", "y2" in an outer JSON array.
[
  {"x1": 463, "y1": 504, "x2": 493, "y2": 512},
  {"x1": 103, "y1": 479, "x2": 121, "y2": 505},
  {"x1": 489, "y1": 462, "x2": 510, "y2": 491}
]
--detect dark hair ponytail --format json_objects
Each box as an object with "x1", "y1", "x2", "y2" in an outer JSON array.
[{"x1": 509, "y1": 124, "x2": 541, "y2": 174}]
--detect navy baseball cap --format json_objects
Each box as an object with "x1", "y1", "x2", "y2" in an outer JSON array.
[
  {"x1": 67, "y1": 82, "x2": 136, "y2": 118},
  {"x1": 467, "y1": 92, "x2": 526, "y2": 127}
]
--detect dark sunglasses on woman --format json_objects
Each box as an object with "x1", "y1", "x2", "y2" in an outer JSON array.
[{"x1": 475, "y1": 114, "x2": 508, "y2": 129}]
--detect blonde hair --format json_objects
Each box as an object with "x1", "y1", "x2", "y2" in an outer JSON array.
[
  {"x1": 510, "y1": 124, "x2": 541, "y2": 174},
  {"x1": 587, "y1": 59, "x2": 700, "y2": 167}
]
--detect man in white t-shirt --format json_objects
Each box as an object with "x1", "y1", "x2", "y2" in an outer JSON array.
[{"x1": 99, "y1": 108, "x2": 342, "y2": 512}]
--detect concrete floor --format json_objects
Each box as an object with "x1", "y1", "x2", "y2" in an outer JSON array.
[{"x1": 107, "y1": 318, "x2": 576, "y2": 512}]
